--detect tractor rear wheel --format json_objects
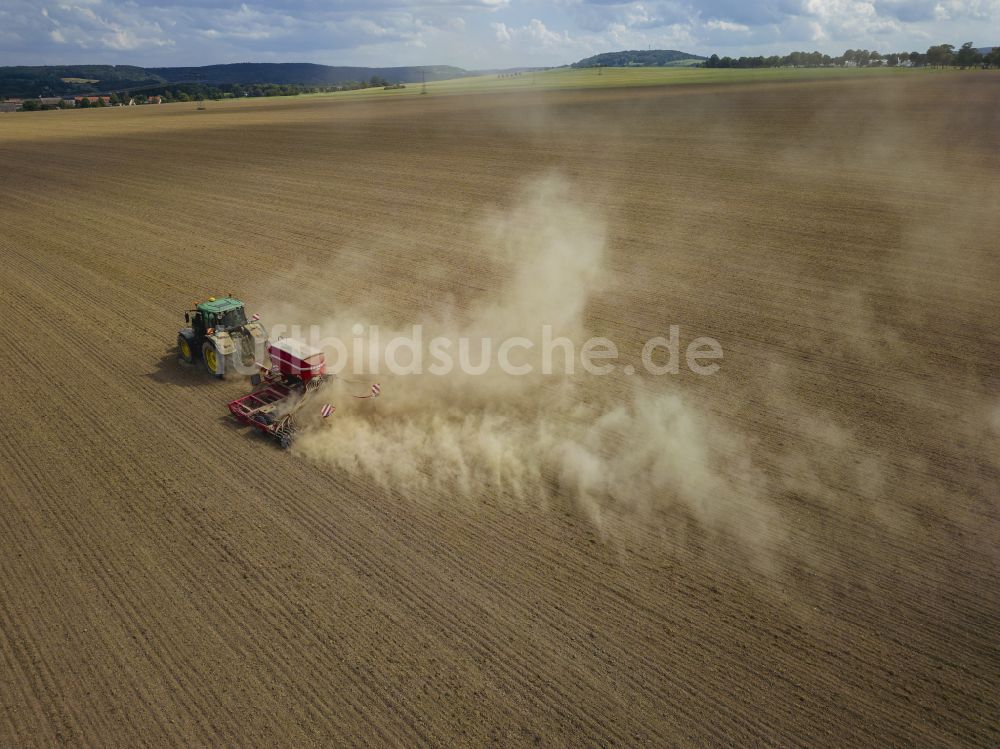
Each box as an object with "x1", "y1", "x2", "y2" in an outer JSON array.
[
  {"x1": 202, "y1": 340, "x2": 224, "y2": 379},
  {"x1": 177, "y1": 334, "x2": 194, "y2": 364}
]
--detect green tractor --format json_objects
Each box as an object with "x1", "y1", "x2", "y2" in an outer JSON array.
[{"x1": 177, "y1": 296, "x2": 268, "y2": 378}]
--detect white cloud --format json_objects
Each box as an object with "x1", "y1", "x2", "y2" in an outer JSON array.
[
  {"x1": 37, "y1": 1, "x2": 173, "y2": 52},
  {"x1": 705, "y1": 19, "x2": 751, "y2": 32},
  {"x1": 0, "y1": 0, "x2": 997, "y2": 68},
  {"x1": 490, "y1": 19, "x2": 572, "y2": 48},
  {"x1": 491, "y1": 20, "x2": 512, "y2": 43},
  {"x1": 524, "y1": 18, "x2": 571, "y2": 47},
  {"x1": 800, "y1": 0, "x2": 903, "y2": 37}
]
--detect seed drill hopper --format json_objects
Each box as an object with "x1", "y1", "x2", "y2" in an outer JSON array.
[{"x1": 227, "y1": 338, "x2": 332, "y2": 448}]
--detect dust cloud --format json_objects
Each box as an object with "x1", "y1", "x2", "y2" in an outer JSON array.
[{"x1": 288, "y1": 174, "x2": 775, "y2": 548}]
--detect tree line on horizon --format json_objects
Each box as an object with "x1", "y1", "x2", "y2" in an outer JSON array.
[
  {"x1": 704, "y1": 42, "x2": 999, "y2": 69},
  {"x1": 0, "y1": 62, "x2": 452, "y2": 100},
  {"x1": 10, "y1": 76, "x2": 403, "y2": 111},
  {"x1": 129, "y1": 77, "x2": 398, "y2": 101}
]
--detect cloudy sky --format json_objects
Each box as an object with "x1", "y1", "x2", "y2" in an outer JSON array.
[{"x1": 1, "y1": 1, "x2": 997, "y2": 69}]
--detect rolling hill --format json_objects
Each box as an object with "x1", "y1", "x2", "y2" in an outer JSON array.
[
  {"x1": 571, "y1": 50, "x2": 707, "y2": 68},
  {"x1": 0, "y1": 63, "x2": 469, "y2": 98}
]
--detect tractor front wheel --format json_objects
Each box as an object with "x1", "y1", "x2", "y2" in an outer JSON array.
[
  {"x1": 177, "y1": 334, "x2": 194, "y2": 365},
  {"x1": 202, "y1": 341, "x2": 224, "y2": 379}
]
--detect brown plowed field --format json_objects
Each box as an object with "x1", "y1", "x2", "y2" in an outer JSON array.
[{"x1": 1, "y1": 73, "x2": 998, "y2": 747}]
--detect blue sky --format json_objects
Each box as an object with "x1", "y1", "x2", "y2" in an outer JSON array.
[{"x1": 1, "y1": 1, "x2": 997, "y2": 68}]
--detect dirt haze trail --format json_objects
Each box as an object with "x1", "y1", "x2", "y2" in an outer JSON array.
[{"x1": 0, "y1": 74, "x2": 998, "y2": 747}]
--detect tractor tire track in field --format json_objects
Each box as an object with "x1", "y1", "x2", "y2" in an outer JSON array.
[{"x1": 0, "y1": 74, "x2": 998, "y2": 747}]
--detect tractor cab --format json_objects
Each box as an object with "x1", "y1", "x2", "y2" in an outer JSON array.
[
  {"x1": 188, "y1": 297, "x2": 247, "y2": 334},
  {"x1": 178, "y1": 296, "x2": 267, "y2": 378}
]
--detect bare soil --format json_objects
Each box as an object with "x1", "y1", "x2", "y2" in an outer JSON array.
[{"x1": 0, "y1": 74, "x2": 998, "y2": 747}]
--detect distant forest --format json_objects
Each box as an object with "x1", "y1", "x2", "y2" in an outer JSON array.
[{"x1": 0, "y1": 62, "x2": 467, "y2": 99}]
